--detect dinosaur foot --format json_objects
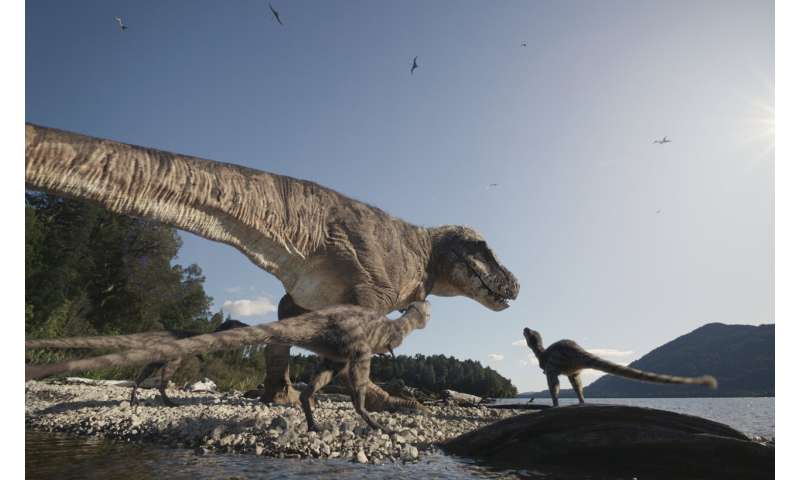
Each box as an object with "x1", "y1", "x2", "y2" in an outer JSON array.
[
  {"x1": 259, "y1": 383, "x2": 301, "y2": 406},
  {"x1": 364, "y1": 383, "x2": 428, "y2": 414}
]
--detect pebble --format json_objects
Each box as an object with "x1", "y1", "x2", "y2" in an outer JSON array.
[
  {"x1": 356, "y1": 449, "x2": 368, "y2": 464},
  {"x1": 25, "y1": 381, "x2": 523, "y2": 465}
]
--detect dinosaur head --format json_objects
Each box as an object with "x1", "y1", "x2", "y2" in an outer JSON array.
[
  {"x1": 404, "y1": 301, "x2": 431, "y2": 329},
  {"x1": 429, "y1": 226, "x2": 519, "y2": 311},
  {"x1": 523, "y1": 327, "x2": 544, "y2": 351}
]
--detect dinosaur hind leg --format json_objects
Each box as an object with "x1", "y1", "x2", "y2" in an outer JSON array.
[
  {"x1": 546, "y1": 371, "x2": 561, "y2": 407},
  {"x1": 132, "y1": 361, "x2": 164, "y2": 406},
  {"x1": 158, "y1": 357, "x2": 182, "y2": 407},
  {"x1": 568, "y1": 373, "x2": 585, "y2": 404},
  {"x1": 348, "y1": 355, "x2": 392, "y2": 433},
  {"x1": 260, "y1": 294, "x2": 306, "y2": 405},
  {"x1": 301, "y1": 360, "x2": 345, "y2": 432}
]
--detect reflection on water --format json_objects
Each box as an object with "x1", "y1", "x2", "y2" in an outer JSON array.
[
  {"x1": 26, "y1": 397, "x2": 774, "y2": 479},
  {"x1": 26, "y1": 431, "x2": 543, "y2": 480}
]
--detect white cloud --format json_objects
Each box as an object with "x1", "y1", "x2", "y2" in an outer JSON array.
[
  {"x1": 511, "y1": 339, "x2": 527, "y2": 347},
  {"x1": 222, "y1": 296, "x2": 278, "y2": 317},
  {"x1": 587, "y1": 348, "x2": 635, "y2": 358},
  {"x1": 519, "y1": 353, "x2": 538, "y2": 366},
  {"x1": 488, "y1": 353, "x2": 504, "y2": 361}
]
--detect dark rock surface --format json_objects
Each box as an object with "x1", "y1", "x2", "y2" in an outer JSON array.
[{"x1": 441, "y1": 404, "x2": 774, "y2": 479}]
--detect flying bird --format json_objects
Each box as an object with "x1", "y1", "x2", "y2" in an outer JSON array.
[
  {"x1": 115, "y1": 17, "x2": 128, "y2": 31},
  {"x1": 521, "y1": 41, "x2": 527, "y2": 47},
  {"x1": 410, "y1": 56, "x2": 419, "y2": 75},
  {"x1": 656, "y1": 209, "x2": 662, "y2": 214},
  {"x1": 268, "y1": 2, "x2": 283, "y2": 26},
  {"x1": 653, "y1": 136, "x2": 671, "y2": 144},
  {"x1": 488, "y1": 183, "x2": 499, "y2": 187}
]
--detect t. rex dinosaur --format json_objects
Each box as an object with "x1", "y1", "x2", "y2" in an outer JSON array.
[
  {"x1": 522, "y1": 328, "x2": 718, "y2": 406},
  {"x1": 25, "y1": 123, "x2": 520, "y2": 410},
  {"x1": 26, "y1": 301, "x2": 432, "y2": 433},
  {"x1": 26, "y1": 319, "x2": 248, "y2": 406}
]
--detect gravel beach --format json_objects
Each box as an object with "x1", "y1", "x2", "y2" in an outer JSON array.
[{"x1": 25, "y1": 380, "x2": 523, "y2": 465}]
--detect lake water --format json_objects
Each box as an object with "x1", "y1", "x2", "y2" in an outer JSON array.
[{"x1": 26, "y1": 397, "x2": 774, "y2": 480}]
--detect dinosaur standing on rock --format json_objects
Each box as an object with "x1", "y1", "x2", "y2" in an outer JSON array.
[
  {"x1": 523, "y1": 328, "x2": 718, "y2": 406},
  {"x1": 26, "y1": 319, "x2": 248, "y2": 406},
  {"x1": 27, "y1": 302, "x2": 432, "y2": 433},
  {"x1": 25, "y1": 123, "x2": 520, "y2": 411}
]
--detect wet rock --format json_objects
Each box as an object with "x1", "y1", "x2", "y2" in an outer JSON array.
[
  {"x1": 355, "y1": 449, "x2": 368, "y2": 464},
  {"x1": 402, "y1": 445, "x2": 419, "y2": 461},
  {"x1": 269, "y1": 416, "x2": 289, "y2": 430},
  {"x1": 194, "y1": 447, "x2": 210, "y2": 456},
  {"x1": 443, "y1": 404, "x2": 774, "y2": 480}
]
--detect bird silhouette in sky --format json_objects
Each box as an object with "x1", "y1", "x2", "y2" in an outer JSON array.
[
  {"x1": 521, "y1": 41, "x2": 527, "y2": 47},
  {"x1": 410, "y1": 56, "x2": 419, "y2": 75},
  {"x1": 268, "y1": 2, "x2": 283, "y2": 26},
  {"x1": 114, "y1": 17, "x2": 128, "y2": 31},
  {"x1": 653, "y1": 136, "x2": 672, "y2": 144}
]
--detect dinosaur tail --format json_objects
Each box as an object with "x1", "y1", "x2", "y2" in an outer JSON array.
[
  {"x1": 25, "y1": 331, "x2": 180, "y2": 350},
  {"x1": 582, "y1": 354, "x2": 718, "y2": 389},
  {"x1": 25, "y1": 322, "x2": 288, "y2": 381}
]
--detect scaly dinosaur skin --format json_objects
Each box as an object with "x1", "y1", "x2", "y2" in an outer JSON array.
[
  {"x1": 27, "y1": 302, "x2": 432, "y2": 432},
  {"x1": 523, "y1": 328, "x2": 718, "y2": 406},
  {"x1": 25, "y1": 123, "x2": 520, "y2": 409},
  {"x1": 26, "y1": 319, "x2": 249, "y2": 406}
]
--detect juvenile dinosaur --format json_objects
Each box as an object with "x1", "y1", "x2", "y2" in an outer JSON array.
[
  {"x1": 523, "y1": 328, "x2": 717, "y2": 406},
  {"x1": 26, "y1": 319, "x2": 248, "y2": 406},
  {"x1": 27, "y1": 301, "x2": 432, "y2": 433},
  {"x1": 25, "y1": 123, "x2": 519, "y2": 409}
]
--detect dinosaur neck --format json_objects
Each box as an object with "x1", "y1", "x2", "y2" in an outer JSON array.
[
  {"x1": 25, "y1": 123, "x2": 335, "y2": 283},
  {"x1": 530, "y1": 340, "x2": 545, "y2": 359},
  {"x1": 373, "y1": 308, "x2": 424, "y2": 351}
]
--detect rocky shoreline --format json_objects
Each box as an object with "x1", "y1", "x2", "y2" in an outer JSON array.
[{"x1": 25, "y1": 380, "x2": 522, "y2": 465}]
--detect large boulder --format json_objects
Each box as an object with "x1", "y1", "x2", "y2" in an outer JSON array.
[{"x1": 442, "y1": 404, "x2": 773, "y2": 479}]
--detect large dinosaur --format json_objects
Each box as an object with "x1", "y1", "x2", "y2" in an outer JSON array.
[
  {"x1": 24, "y1": 123, "x2": 520, "y2": 409},
  {"x1": 26, "y1": 301, "x2": 432, "y2": 432},
  {"x1": 522, "y1": 328, "x2": 717, "y2": 406},
  {"x1": 26, "y1": 319, "x2": 248, "y2": 406}
]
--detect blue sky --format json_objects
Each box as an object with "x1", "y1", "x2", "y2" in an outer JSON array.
[{"x1": 26, "y1": 0, "x2": 774, "y2": 392}]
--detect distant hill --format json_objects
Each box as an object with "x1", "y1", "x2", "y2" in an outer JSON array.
[{"x1": 519, "y1": 323, "x2": 774, "y2": 398}]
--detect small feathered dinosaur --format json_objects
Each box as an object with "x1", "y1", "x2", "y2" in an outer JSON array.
[
  {"x1": 523, "y1": 328, "x2": 717, "y2": 406},
  {"x1": 653, "y1": 136, "x2": 671, "y2": 144},
  {"x1": 410, "y1": 56, "x2": 419, "y2": 75},
  {"x1": 114, "y1": 17, "x2": 128, "y2": 31},
  {"x1": 26, "y1": 319, "x2": 248, "y2": 406},
  {"x1": 27, "y1": 302, "x2": 431, "y2": 433}
]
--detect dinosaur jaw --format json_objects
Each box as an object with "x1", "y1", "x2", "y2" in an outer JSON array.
[
  {"x1": 462, "y1": 256, "x2": 518, "y2": 311},
  {"x1": 475, "y1": 283, "x2": 514, "y2": 311},
  {"x1": 431, "y1": 260, "x2": 518, "y2": 311}
]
